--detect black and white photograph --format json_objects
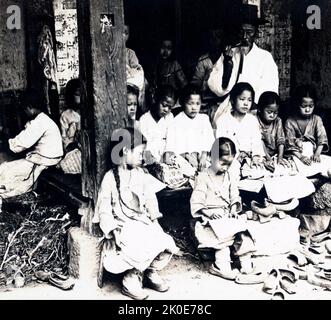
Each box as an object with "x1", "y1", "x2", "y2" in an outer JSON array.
[{"x1": 0, "y1": 0, "x2": 331, "y2": 305}]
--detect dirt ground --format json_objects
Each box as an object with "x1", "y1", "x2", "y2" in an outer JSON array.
[{"x1": 0, "y1": 253, "x2": 331, "y2": 300}]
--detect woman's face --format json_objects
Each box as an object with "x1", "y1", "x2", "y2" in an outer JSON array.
[
  {"x1": 260, "y1": 103, "x2": 279, "y2": 123},
  {"x1": 299, "y1": 96, "x2": 314, "y2": 118},
  {"x1": 125, "y1": 144, "x2": 146, "y2": 167},
  {"x1": 184, "y1": 94, "x2": 201, "y2": 119},
  {"x1": 127, "y1": 93, "x2": 138, "y2": 120},
  {"x1": 157, "y1": 96, "x2": 175, "y2": 118},
  {"x1": 160, "y1": 40, "x2": 173, "y2": 60},
  {"x1": 233, "y1": 90, "x2": 253, "y2": 115}
]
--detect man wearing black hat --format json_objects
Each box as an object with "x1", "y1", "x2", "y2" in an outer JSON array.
[{"x1": 208, "y1": 4, "x2": 279, "y2": 127}]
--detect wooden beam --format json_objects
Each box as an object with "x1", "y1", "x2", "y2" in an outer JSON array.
[{"x1": 76, "y1": 0, "x2": 126, "y2": 233}]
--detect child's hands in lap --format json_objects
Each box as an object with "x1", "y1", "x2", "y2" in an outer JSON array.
[
  {"x1": 163, "y1": 152, "x2": 176, "y2": 165},
  {"x1": 311, "y1": 153, "x2": 321, "y2": 163},
  {"x1": 277, "y1": 157, "x2": 291, "y2": 168},
  {"x1": 201, "y1": 209, "x2": 223, "y2": 220},
  {"x1": 251, "y1": 156, "x2": 264, "y2": 169},
  {"x1": 237, "y1": 152, "x2": 248, "y2": 164},
  {"x1": 210, "y1": 212, "x2": 225, "y2": 219},
  {"x1": 300, "y1": 155, "x2": 312, "y2": 166},
  {"x1": 186, "y1": 152, "x2": 199, "y2": 168},
  {"x1": 198, "y1": 152, "x2": 208, "y2": 172},
  {"x1": 263, "y1": 159, "x2": 275, "y2": 172}
]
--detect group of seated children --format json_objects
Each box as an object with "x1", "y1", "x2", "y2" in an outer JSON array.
[
  {"x1": 129, "y1": 80, "x2": 330, "y2": 187},
  {"x1": 1, "y1": 27, "x2": 330, "y2": 299},
  {"x1": 100, "y1": 78, "x2": 331, "y2": 299}
]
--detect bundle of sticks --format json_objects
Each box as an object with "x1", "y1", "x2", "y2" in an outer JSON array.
[{"x1": 0, "y1": 192, "x2": 78, "y2": 287}]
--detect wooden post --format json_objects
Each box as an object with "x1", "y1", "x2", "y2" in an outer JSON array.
[{"x1": 76, "y1": 0, "x2": 126, "y2": 234}]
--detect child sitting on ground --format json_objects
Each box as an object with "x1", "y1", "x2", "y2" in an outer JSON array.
[
  {"x1": 285, "y1": 85, "x2": 331, "y2": 178},
  {"x1": 190, "y1": 137, "x2": 255, "y2": 279},
  {"x1": 215, "y1": 82, "x2": 265, "y2": 178},
  {"x1": 0, "y1": 91, "x2": 63, "y2": 198},
  {"x1": 256, "y1": 91, "x2": 292, "y2": 173},
  {"x1": 92, "y1": 127, "x2": 178, "y2": 300},
  {"x1": 164, "y1": 86, "x2": 215, "y2": 173}
]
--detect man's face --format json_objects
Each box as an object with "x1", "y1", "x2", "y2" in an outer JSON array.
[{"x1": 240, "y1": 23, "x2": 257, "y2": 49}]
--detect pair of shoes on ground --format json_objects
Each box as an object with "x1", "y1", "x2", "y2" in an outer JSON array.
[
  {"x1": 311, "y1": 230, "x2": 331, "y2": 244},
  {"x1": 250, "y1": 198, "x2": 299, "y2": 223},
  {"x1": 263, "y1": 268, "x2": 299, "y2": 299},
  {"x1": 298, "y1": 245, "x2": 324, "y2": 265},
  {"x1": 307, "y1": 272, "x2": 331, "y2": 290},
  {"x1": 122, "y1": 269, "x2": 169, "y2": 300},
  {"x1": 250, "y1": 200, "x2": 285, "y2": 223},
  {"x1": 209, "y1": 263, "x2": 267, "y2": 285},
  {"x1": 311, "y1": 238, "x2": 331, "y2": 255},
  {"x1": 34, "y1": 270, "x2": 75, "y2": 290},
  {"x1": 292, "y1": 263, "x2": 331, "y2": 290}
]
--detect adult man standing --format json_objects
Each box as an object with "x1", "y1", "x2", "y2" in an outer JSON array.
[{"x1": 208, "y1": 4, "x2": 279, "y2": 127}]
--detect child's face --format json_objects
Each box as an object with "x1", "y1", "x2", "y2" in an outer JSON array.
[
  {"x1": 233, "y1": 90, "x2": 253, "y2": 115},
  {"x1": 299, "y1": 97, "x2": 314, "y2": 118},
  {"x1": 24, "y1": 106, "x2": 36, "y2": 119},
  {"x1": 209, "y1": 30, "x2": 223, "y2": 51},
  {"x1": 125, "y1": 144, "x2": 146, "y2": 168},
  {"x1": 212, "y1": 150, "x2": 234, "y2": 174},
  {"x1": 261, "y1": 103, "x2": 279, "y2": 123},
  {"x1": 123, "y1": 26, "x2": 129, "y2": 43},
  {"x1": 127, "y1": 93, "x2": 138, "y2": 120},
  {"x1": 184, "y1": 94, "x2": 201, "y2": 119},
  {"x1": 157, "y1": 96, "x2": 175, "y2": 118},
  {"x1": 160, "y1": 40, "x2": 173, "y2": 60},
  {"x1": 73, "y1": 89, "x2": 81, "y2": 106}
]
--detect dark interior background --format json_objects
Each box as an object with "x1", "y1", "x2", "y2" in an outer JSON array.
[{"x1": 124, "y1": 0, "x2": 243, "y2": 83}]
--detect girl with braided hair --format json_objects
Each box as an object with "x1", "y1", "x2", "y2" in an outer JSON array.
[{"x1": 92, "y1": 127, "x2": 178, "y2": 300}]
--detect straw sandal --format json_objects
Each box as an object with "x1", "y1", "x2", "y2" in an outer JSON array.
[
  {"x1": 263, "y1": 269, "x2": 281, "y2": 295},
  {"x1": 235, "y1": 272, "x2": 267, "y2": 285},
  {"x1": 49, "y1": 273, "x2": 75, "y2": 290}
]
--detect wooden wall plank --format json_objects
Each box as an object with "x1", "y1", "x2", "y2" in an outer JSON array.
[{"x1": 76, "y1": 0, "x2": 126, "y2": 229}]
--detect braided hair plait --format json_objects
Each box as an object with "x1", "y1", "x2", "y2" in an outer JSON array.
[{"x1": 110, "y1": 127, "x2": 147, "y2": 216}]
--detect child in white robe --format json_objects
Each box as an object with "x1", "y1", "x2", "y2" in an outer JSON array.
[
  {"x1": 215, "y1": 82, "x2": 265, "y2": 177},
  {"x1": 0, "y1": 91, "x2": 63, "y2": 198},
  {"x1": 92, "y1": 127, "x2": 178, "y2": 300},
  {"x1": 164, "y1": 86, "x2": 215, "y2": 173},
  {"x1": 139, "y1": 85, "x2": 176, "y2": 163}
]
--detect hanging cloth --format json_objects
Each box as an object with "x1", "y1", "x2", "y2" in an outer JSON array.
[{"x1": 37, "y1": 25, "x2": 59, "y2": 92}]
